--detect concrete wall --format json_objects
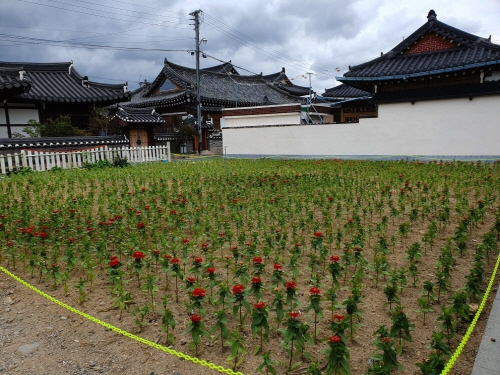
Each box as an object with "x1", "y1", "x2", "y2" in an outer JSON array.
[
  {"x1": 223, "y1": 112, "x2": 300, "y2": 127},
  {"x1": 222, "y1": 96, "x2": 500, "y2": 157}
]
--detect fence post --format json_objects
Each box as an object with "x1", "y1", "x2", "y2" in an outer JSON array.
[
  {"x1": 21, "y1": 150, "x2": 28, "y2": 169},
  {"x1": 0, "y1": 155, "x2": 5, "y2": 175},
  {"x1": 6, "y1": 154, "x2": 13, "y2": 172},
  {"x1": 26, "y1": 151, "x2": 34, "y2": 170},
  {"x1": 14, "y1": 153, "x2": 21, "y2": 170},
  {"x1": 167, "y1": 142, "x2": 171, "y2": 162}
]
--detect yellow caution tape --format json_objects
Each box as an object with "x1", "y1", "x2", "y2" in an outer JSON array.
[
  {"x1": 0, "y1": 265, "x2": 245, "y2": 375},
  {"x1": 440, "y1": 252, "x2": 500, "y2": 375}
]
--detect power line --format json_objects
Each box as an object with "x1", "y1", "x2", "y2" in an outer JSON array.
[{"x1": 15, "y1": 0, "x2": 193, "y2": 30}]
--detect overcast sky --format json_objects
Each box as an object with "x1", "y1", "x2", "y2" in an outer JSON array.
[{"x1": 2, "y1": 0, "x2": 500, "y2": 94}]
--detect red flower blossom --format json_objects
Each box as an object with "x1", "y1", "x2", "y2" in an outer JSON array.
[
  {"x1": 190, "y1": 314, "x2": 201, "y2": 323},
  {"x1": 206, "y1": 267, "x2": 216, "y2": 274},
  {"x1": 194, "y1": 256, "x2": 203, "y2": 264},
  {"x1": 109, "y1": 258, "x2": 120, "y2": 268},
  {"x1": 328, "y1": 197, "x2": 334, "y2": 201},
  {"x1": 333, "y1": 314, "x2": 345, "y2": 322},
  {"x1": 253, "y1": 256, "x2": 263, "y2": 263},
  {"x1": 273, "y1": 264, "x2": 283, "y2": 271},
  {"x1": 192, "y1": 288, "x2": 206, "y2": 298},
  {"x1": 285, "y1": 281, "x2": 296, "y2": 290},
  {"x1": 182, "y1": 238, "x2": 190, "y2": 244},
  {"x1": 313, "y1": 231, "x2": 323, "y2": 237},
  {"x1": 218, "y1": 231, "x2": 225, "y2": 237},
  {"x1": 252, "y1": 277, "x2": 261, "y2": 284},
  {"x1": 163, "y1": 254, "x2": 173, "y2": 260},
  {"x1": 170, "y1": 257, "x2": 180, "y2": 265},
  {"x1": 169, "y1": 209, "x2": 176, "y2": 215},
  {"x1": 186, "y1": 277, "x2": 196, "y2": 284},
  {"x1": 132, "y1": 251, "x2": 145, "y2": 260},
  {"x1": 330, "y1": 255, "x2": 340, "y2": 263},
  {"x1": 153, "y1": 249, "x2": 160, "y2": 255},
  {"x1": 309, "y1": 287, "x2": 321, "y2": 295},
  {"x1": 381, "y1": 337, "x2": 391, "y2": 343},
  {"x1": 201, "y1": 243, "x2": 209, "y2": 249},
  {"x1": 144, "y1": 205, "x2": 150, "y2": 210},
  {"x1": 329, "y1": 336, "x2": 341, "y2": 343},
  {"x1": 254, "y1": 302, "x2": 266, "y2": 310},
  {"x1": 232, "y1": 284, "x2": 245, "y2": 295},
  {"x1": 289, "y1": 311, "x2": 301, "y2": 319},
  {"x1": 137, "y1": 222, "x2": 145, "y2": 229}
]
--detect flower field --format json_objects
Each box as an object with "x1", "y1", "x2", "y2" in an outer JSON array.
[{"x1": 1, "y1": 159, "x2": 499, "y2": 375}]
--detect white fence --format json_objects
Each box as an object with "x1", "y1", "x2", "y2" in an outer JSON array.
[{"x1": 0, "y1": 144, "x2": 171, "y2": 174}]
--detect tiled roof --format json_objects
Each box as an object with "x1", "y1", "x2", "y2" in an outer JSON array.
[
  {"x1": 370, "y1": 79, "x2": 500, "y2": 103},
  {"x1": 263, "y1": 68, "x2": 311, "y2": 96},
  {"x1": 128, "y1": 60, "x2": 300, "y2": 109},
  {"x1": 114, "y1": 106, "x2": 164, "y2": 124},
  {"x1": 0, "y1": 135, "x2": 128, "y2": 149},
  {"x1": 340, "y1": 12, "x2": 500, "y2": 81},
  {"x1": 0, "y1": 67, "x2": 31, "y2": 97},
  {"x1": 202, "y1": 62, "x2": 239, "y2": 75},
  {"x1": 322, "y1": 84, "x2": 370, "y2": 98},
  {"x1": 0, "y1": 61, "x2": 130, "y2": 103}
]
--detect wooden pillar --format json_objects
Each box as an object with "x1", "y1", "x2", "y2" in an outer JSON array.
[
  {"x1": 3, "y1": 100, "x2": 12, "y2": 138},
  {"x1": 202, "y1": 128, "x2": 207, "y2": 150}
]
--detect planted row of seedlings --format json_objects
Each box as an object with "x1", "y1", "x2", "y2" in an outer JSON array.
[{"x1": 0, "y1": 159, "x2": 499, "y2": 374}]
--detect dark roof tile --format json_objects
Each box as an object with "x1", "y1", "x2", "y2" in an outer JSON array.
[
  {"x1": 0, "y1": 61, "x2": 130, "y2": 103},
  {"x1": 322, "y1": 84, "x2": 370, "y2": 98}
]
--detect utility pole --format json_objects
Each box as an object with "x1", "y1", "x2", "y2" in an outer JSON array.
[
  {"x1": 306, "y1": 72, "x2": 314, "y2": 106},
  {"x1": 189, "y1": 9, "x2": 203, "y2": 155}
]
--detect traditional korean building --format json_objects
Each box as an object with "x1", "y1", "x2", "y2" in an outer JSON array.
[
  {"x1": 320, "y1": 84, "x2": 374, "y2": 123},
  {"x1": 0, "y1": 61, "x2": 130, "y2": 138},
  {"x1": 123, "y1": 59, "x2": 304, "y2": 150},
  {"x1": 223, "y1": 10, "x2": 500, "y2": 158},
  {"x1": 337, "y1": 9, "x2": 500, "y2": 106}
]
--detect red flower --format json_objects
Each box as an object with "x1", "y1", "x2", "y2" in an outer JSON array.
[
  {"x1": 289, "y1": 311, "x2": 301, "y2": 319},
  {"x1": 153, "y1": 249, "x2": 160, "y2": 255},
  {"x1": 232, "y1": 284, "x2": 245, "y2": 295},
  {"x1": 252, "y1": 277, "x2": 261, "y2": 284},
  {"x1": 381, "y1": 337, "x2": 391, "y2": 343},
  {"x1": 132, "y1": 251, "x2": 145, "y2": 260},
  {"x1": 190, "y1": 314, "x2": 201, "y2": 323},
  {"x1": 182, "y1": 238, "x2": 190, "y2": 244},
  {"x1": 169, "y1": 209, "x2": 176, "y2": 215},
  {"x1": 109, "y1": 258, "x2": 120, "y2": 268},
  {"x1": 309, "y1": 287, "x2": 321, "y2": 295},
  {"x1": 137, "y1": 222, "x2": 145, "y2": 229},
  {"x1": 194, "y1": 256, "x2": 203, "y2": 264},
  {"x1": 206, "y1": 267, "x2": 216, "y2": 274},
  {"x1": 192, "y1": 288, "x2": 206, "y2": 298},
  {"x1": 329, "y1": 336, "x2": 341, "y2": 343},
  {"x1": 39, "y1": 232, "x2": 48, "y2": 238},
  {"x1": 330, "y1": 255, "x2": 340, "y2": 263},
  {"x1": 163, "y1": 254, "x2": 173, "y2": 260},
  {"x1": 244, "y1": 242, "x2": 252, "y2": 247},
  {"x1": 285, "y1": 281, "x2": 296, "y2": 290},
  {"x1": 313, "y1": 231, "x2": 323, "y2": 237},
  {"x1": 218, "y1": 231, "x2": 225, "y2": 237},
  {"x1": 201, "y1": 242, "x2": 209, "y2": 249},
  {"x1": 254, "y1": 302, "x2": 266, "y2": 310},
  {"x1": 328, "y1": 197, "x2": 334, "y2": 201},
  {"x1": 333, "y1": 314, "x2": 345, "y2": 322},
  {"x1": 170, "y1": 257, "x2": 180, "y2": 265},
  {"x1": 253, "y1": 256, "x2": 263, "y2": 263},
  {"x1": 186, "y1": 277, "x2": 196, "y2": 284},
  {"x1": 144, "y1": 205, "x2": 150, "y2": 210},
  {"x1": 51, "y1": 263, "x2": 58, "y2": 268},
  {"x1": 273, "y1": 264, "x2": 283, "y2": 271}
]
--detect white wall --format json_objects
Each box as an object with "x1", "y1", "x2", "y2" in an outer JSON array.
[
  {"x1": 223, "y1": 96, "x2": 500, "y2": 156},
  {"x1": 0, "y1": 107, "x2": 40, "y2": 138},
  {"x1": 223, "y1": 112, "x2": 300, "y2": 127}
]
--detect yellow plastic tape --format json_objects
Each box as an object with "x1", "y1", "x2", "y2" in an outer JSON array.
[
  {"x1": 440, "y1": 252, "x2": 500, "y2": 375},
  {"x1": 0, "y1": 265, "x2": 245, "y2": 375}
]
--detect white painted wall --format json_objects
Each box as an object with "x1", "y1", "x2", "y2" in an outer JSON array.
[
  {"x1": 223, "y1": 96, "x2": 500, "y2": 156},
  {"x1": 0, "y1": 107, "x2": 40, "y2": 138},
  {"x1": 223, "y1": 112, "x2": 301, "y2": 127}
]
